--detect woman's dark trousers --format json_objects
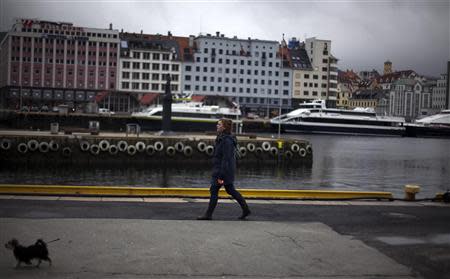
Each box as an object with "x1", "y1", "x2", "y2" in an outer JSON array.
[{"x1": 204, "y1": 181, "x2": 249, "y2": 218}]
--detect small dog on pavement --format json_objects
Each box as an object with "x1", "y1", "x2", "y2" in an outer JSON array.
[{"x1": 5, "y1": 238, "x2": 55, "y2": 268}]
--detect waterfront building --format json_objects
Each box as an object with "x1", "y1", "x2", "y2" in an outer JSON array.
[
  {"x1": 304, "y1": 37, "x2": 338, "y2": 107},
  {"x1": 349, "y1": 88, "x2": 388, "y2": 115},
  {"x1": 336, "y1": 83, "x2": 352, "y2": 109},
  {"x1": 432, "y1": 73, "x2": 448, "y2": 113},
  {"x1": 118, "y1": 32, "x2": 186, "y2": 96},
  {"x1": 181, "y1": 32, "x2": 292, "y2": 117},
  {"x1": 375, "y1": 70, "x2": 418, "y2": 91},
  {"x1": 0, "y1": 18, "x2": 120, "y2": 111},
  {"x1": 289, "y1": 39, "x2": 313, "y2": 108},
  {"x1": 290, "y1": 37, "x2": 338, "y2": 108},
  {"x1": 389, "y1": 78, "x2": 432, "y2": 120}
]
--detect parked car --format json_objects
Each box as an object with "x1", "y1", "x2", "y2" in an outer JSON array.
[
  {"x1": 30, "y1": 105, "x2": 39, "y2": 112},
  {"x1": 40, "y1": 105, "x2": 49, "y2": 112},
  {"x1": 52, "y1": 106, "x2": 59, "y2": 113},
  {"x1": 20, "y1": 106, "x2": 29, "y2": 112},
  {"x1": 99, "y1": 108, "x2": 114, "y2": 115}
]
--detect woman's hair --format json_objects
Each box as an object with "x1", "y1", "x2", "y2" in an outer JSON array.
[{"x1": 219, "y1": 118, "x2": 233, "y2": 134}]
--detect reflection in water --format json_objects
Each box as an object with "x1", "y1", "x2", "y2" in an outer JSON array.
[
  {"x1": 0, "y1": 162, "x2": 312, "y2": 189},
  {"x1": 1, "y1": 134, "x2": 449, "y2": 198}
]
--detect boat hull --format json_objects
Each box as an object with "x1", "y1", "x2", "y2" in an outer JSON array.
[{"x1": 271, "y1": 122, "x2": 405, "y2": 136}]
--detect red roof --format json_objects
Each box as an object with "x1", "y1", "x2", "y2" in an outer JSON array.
[
  {"x1": 191, "y1": 95, "x2": 206, "y2": 102},
  {"x1": 140, "y1": 93, "x2": 159, "y2": 105},
  {"x1": 376, "y1": 70, "x2": 416, "y2": 83}
]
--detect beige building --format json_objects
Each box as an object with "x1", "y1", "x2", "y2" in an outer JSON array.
[{"x1": 290, "y1": 37, "x2": 338, "y2": 108}]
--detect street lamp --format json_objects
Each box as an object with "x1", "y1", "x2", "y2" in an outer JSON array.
[{"x1": 277, "y1": 34, "x2": 284, "y2": 139}]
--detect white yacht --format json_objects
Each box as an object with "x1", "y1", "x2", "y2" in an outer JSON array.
[
  {"x1": 271, "y1": 100, "x2": 406, "y2": 136},
  {"x1": 132, "y1": 101, "x2": 242, "y2": 124},
  {"x1": 415, "y1": 110, "x2": 450, "y2": 127}
]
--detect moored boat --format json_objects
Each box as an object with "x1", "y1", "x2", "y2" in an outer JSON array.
[{"x1": 270, "y1": 100, "x2": 406, "y2": 136}]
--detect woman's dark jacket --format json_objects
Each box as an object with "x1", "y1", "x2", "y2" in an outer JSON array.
[{"x1": 211, "y1": 133, "x2": 237, "y2": 185}]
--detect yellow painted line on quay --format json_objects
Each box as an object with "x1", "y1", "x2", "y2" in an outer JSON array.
[{"x1": 0, "y1": 184, "x2": 394, "y2": 200}]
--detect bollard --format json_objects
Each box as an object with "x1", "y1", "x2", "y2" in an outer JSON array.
[
  {"x1": 277, "y1": 140, "x2": 284, "y2": 149},
  {"x1": 50, "y1": 122, "x2": 59, "y2": 135},
  {"x1": 89, "y1": 121, "x2": 100, "y2": 135},
  {"x1": 404, "y1": 184, "x2": 421, "y2": 201}
]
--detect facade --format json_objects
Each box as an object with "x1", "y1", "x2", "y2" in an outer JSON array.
[
  {"x1": 389, "y1": 79, "x2": 432, "y2": 120},
  {"x1": 349, "y1": 89, "x2": 388, "y2": 115},
  {"x1": 304, "y1": 37, "x2": 337, "y2": 107},
  {"x1": 118, "y1": 32, "x2": 184, "y2": 96},
  {"x1": 181, "y1": 32, "x2": 292, "y2": 116},
  {"x1": 432, "y1": 73, "x2": 447, "y2": 113},
  {"x1": 0, "y1": 18, "x2": 120, "y2": 111},
  {"x1": 289, "y1": 39, "x2": 313, "y2": 107},
  {"x1": 336, "y1": 83, "x2": 352, "y2": 109}
]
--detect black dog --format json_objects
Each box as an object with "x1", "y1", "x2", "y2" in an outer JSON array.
[{"x1": 5, "y1": 238, "x2": 53, "y2": 268}]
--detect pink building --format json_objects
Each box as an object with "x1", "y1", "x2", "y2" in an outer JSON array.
[{"x1": 0, "y1": 19, "x2": 120, "y2": 110}]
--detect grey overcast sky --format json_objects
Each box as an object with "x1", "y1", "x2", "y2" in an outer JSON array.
[{"x1": 1, "y1": 0, "x2": 449, "y2": 76}]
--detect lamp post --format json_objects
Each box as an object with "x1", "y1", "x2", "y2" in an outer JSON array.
[{"x1": 277, "y1": 34, "x2": 284, "y2": 139}]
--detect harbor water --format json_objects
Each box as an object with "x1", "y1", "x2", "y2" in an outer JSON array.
[{"x1": 1, "y1": 134, "x2": 449, "y2": 198}]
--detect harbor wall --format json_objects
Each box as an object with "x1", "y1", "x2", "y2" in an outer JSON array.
[{"x1": 0, "y1": 131, "x2": 313, "y2": 166}]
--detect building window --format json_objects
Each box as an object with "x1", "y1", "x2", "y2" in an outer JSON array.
[
  {"x1": 162, "y1": 53, "x2": 170, "y2": 60},
  {"x1": 133, "y1": 52, "x2": 140, "y2": 59},
  {"x1": 151, "y1": 83, "x2": 159, "y2": 90},
  {"x1": 132, "y1": 62, "x2": 140, "y2": 69},
  {"x1": 122, "y1": 61, "x2": 130, "y2": 69},
  {"x1": 122, "y1": 82, "x2": 129, "y2": 89}
]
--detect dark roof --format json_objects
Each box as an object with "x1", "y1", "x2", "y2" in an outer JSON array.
[
  {"x1": 288, "y1": 47, "x2": 312, "y2": 70},
  {"x1": 376, "y1": 70, "x2": 417, "y2": 83},
  {"x1": 120, "y1": 32, "x2": 194, "y2": 62},
  {"x1": 352, "y1": 89, "x2": 385, "y2": 100}
]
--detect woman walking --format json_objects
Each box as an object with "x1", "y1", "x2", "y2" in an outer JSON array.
[{"x1": 197, "y1": 118, "x2": 251, "y2": 220}]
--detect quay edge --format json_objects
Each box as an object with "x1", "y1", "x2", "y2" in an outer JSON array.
[{"x1": 0, "y1": 130, "x2": 312, "y2": 165}]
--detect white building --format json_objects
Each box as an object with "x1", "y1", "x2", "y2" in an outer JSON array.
[
  {"x1": 432, "y1": 73, "x2": 447, "y2": 113},
  {"x1": 181, "y1": 32, "x2": 292, "y2": 116},
  {"x1": 389, "y1": 78, "x2": 432, "y2": 120},
  {"x1": 118, "y1": 33, "x2": 182, "y2": 95}
]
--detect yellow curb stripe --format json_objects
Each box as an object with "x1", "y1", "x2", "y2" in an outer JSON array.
[{"x1": 0, "y1": 184, "x2": 393, "y2": 200}]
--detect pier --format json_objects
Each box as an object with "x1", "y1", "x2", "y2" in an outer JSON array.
[{"x1": 0, "y1": 129, "x2": 312, "y2": 165}]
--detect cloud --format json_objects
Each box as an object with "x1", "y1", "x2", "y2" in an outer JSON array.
[{"x1": 1, "y1": 0, "x2": 448, "y2": 76}]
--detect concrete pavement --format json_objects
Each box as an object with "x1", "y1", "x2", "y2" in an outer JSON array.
[
  {"x1": 1, "y1": 218, "x2": 415, "y2": 279},
  {"x1": 1, "y1": 196, "x2": 449, "y2": 278}
]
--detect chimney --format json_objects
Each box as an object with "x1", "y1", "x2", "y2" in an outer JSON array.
[
  {"x1": 168, "y1": 31, "x2": 172, "y2": 37},
  {"x1": 109, "y1": 23, "x2": 113, "y2": 30},
  {"x1": 189, "y1": 35, "x2": 194, "y2": 48},
  {"x1": 216, "y1": 31, "x2": 220, "y2": 37}
]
